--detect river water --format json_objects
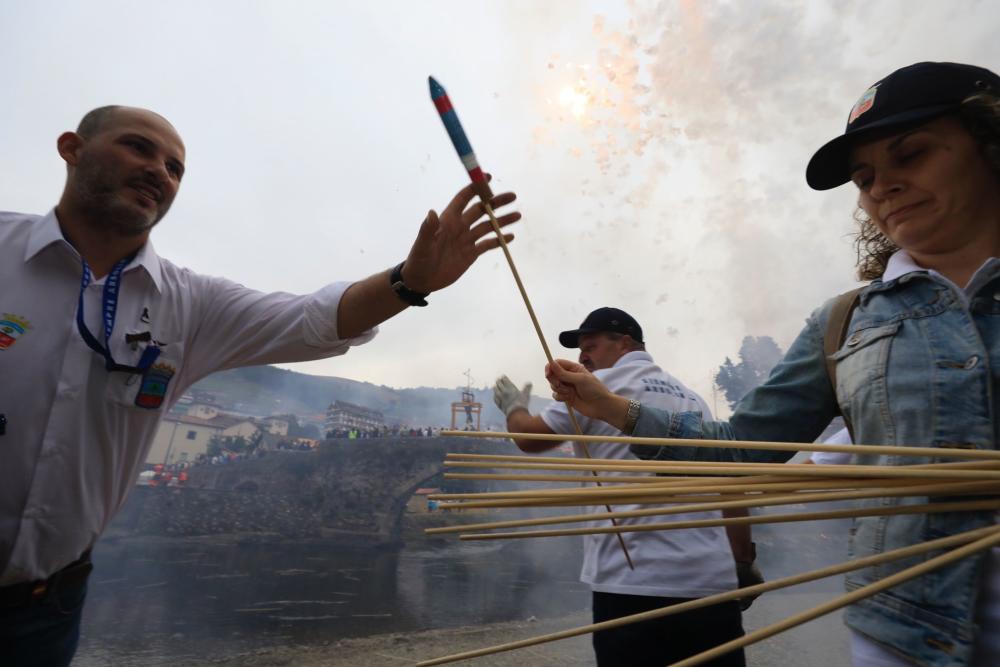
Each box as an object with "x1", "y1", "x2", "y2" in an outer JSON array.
[
  {"x1": 74, "y1": 515, "x2": 851, "y2": 665},
  {"x1": 75, "y1": 533, "x2": 591, "y2": 664}
]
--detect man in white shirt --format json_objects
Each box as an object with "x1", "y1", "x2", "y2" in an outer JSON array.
[
  {"x1": 493, "y1": 307, "x2": 748, "y2": 667},
  {"x1": 0, "y1": 105, "x2": 520, "y2": 666}
]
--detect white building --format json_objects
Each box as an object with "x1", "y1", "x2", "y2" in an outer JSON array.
[
  {"x1": 146, "y1": 413, "x2": 259, "y2": 465},
  {"x1": 325, "y1": 400, "x2": 384, "y2": 434},
  {"x1": 258, "y1": 416, "x2": 290, "y2": 436}
]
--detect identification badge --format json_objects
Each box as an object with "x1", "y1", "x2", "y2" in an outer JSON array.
[{"x1": 135, "y1": 363, "x2": 175, "y2": 409}]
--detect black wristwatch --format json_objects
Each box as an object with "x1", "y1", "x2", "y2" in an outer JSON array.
[{"x1": 390, "y1": 262, "x2": 429, "y2": 307}]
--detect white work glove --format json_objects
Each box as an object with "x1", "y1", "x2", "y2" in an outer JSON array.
[{"x1": 493, "y1": 375, "x2": 532, "y2": 417}]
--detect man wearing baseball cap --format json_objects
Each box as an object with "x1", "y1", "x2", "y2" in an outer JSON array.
[{"x1": 494, "y1": 307, "x2": 753, "y2": 667}]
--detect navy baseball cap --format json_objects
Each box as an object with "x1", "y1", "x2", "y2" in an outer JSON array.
[
  {"x1": 559, "y1": 307, "x2": 644, "y2": 348},
  {"x1": 806, "y1": 62, "x2": 1000, "y2": 191}
]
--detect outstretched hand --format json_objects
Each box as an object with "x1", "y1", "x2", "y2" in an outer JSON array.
[
  {"x1": 493, "y1": 375, "x2": 532, "y2": 417},
  {"x1": 401, "y1": 176, "x2": 520, "y2": 294},
  {"x1": 545, "y1": 359, "x2": 626, "y2": 427}
]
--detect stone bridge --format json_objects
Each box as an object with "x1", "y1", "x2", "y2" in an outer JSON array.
[{"x1": 109, "y1": 436, "x2": 514, "y2": 544}]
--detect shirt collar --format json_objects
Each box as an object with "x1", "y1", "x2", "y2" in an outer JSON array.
[
  {"x1": 25, "y1": 208, "x2": 164, "y2": 292},
  {"x1": 883, "y1": 249, "x2": 999, "y2": 298},
  {"x1": 131, "y1": 238, "x2": 164, "y2": 292},
  {"x1": 612, "y1": 350, "x2": 653, "y2": 368},
  {"x1": 24, "y1": 209, "x2": 67, "y2": 261}
]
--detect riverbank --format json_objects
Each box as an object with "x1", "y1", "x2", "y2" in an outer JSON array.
[{"x1": 177, "y1": 613, "x2": 596, "y2": 666}]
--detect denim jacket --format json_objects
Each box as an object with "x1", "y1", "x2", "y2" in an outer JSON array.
[{"x1": 631, "y1": 260, "x2": 1000, "y2": 666}]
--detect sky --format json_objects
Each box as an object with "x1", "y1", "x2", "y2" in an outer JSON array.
[{"x1": 2, "y1": 0, "x2": 997, "y2": 413}]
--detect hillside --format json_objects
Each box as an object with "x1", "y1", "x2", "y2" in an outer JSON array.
[{"x1": 188, "y1": 365, "x2": 549, "y2": 428}]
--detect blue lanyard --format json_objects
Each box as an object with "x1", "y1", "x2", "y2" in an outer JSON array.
[{"x1": 76, "y1": 258, "x2": 161, "y2": 374}]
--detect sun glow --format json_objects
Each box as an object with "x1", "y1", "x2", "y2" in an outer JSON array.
[{"x1": 557, "y1": 85, "x2": 590, "y2": 119}]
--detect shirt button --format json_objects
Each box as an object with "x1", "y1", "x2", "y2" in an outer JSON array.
[
  {"x1": 846, "y1": 333, "x2": 862, "y2": 346},
  {"x1": 964, "y1": 356, "x2": 979, "y2": 369}
]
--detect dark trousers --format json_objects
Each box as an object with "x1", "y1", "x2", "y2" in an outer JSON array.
[
  {"x1": 0, "y1": 556, "x2": 91, "y2": 667},
  {"x1": 592, "y1": 591, "x2": 746, "y2": 667}
]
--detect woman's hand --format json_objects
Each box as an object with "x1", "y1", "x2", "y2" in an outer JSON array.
[{"x1": 545, "y1": 359, "x2": 630, "y2": 430}]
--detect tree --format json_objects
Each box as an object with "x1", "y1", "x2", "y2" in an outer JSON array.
[
  {"x1": 207, "y1": 431, "x2": 264, "y2": 456},
  {"x1": 714, "y1": 336, "x2": 785, "y2": 410},
  {"x1": 207, "y1": 434, "x2": 226, "y2": 457}
]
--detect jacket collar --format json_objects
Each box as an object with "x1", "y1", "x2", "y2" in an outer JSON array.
[{"x1": 864, "y1": 250, "x2": 1000, "y2": 304}]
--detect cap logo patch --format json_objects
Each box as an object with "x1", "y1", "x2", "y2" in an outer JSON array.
[{"x1": 849, "y1": 85, "x2": 879, "y2": 124}]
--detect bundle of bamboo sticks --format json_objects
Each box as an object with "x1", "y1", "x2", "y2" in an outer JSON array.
[{"x1": 414, "y1": 430, "x2": 1000, "y2": 666}]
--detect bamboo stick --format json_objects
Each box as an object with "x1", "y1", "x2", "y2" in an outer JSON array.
[
  {"x1": 440, "y1": 473, "x2": 930, "y2": 494},
  {"x1": 430, "y1": 474, "x2": 939, "y2": 501},
  {"x1": 436, "y1": 493, "x2": 791, "y2": 510},
  {"x1": 441, "y1": 429, "x2": 1000, "y2": 461},
  {"x1": 458, "y1": 499, "x2": 1000, "y2": 540},
  {"x1": 441, "y1": 459, "x2": 1000, "y2": 481},
  {"x1": 426, "y1": 482, "x2": 1000, "y2": 534},
  {"x1": 443, "y1": 472, "x2": 702, "y2": 484},
  {"x1": 445, "y1": 452, "x2": 802, "y2": 468},
  {"x1": 445, "y1": 452, "x2": 1000, "y2": 474},
  {"x1": 426, "y1": 480, "x2": 1000, "y2": 527},
  {"x1": 668, "y1": 526, "x2": 1000, "y2": 667},
  {"x1": 479, "y1": 202, "x2": 634, "y2": 569},
  {"x1": 414, "y1": 525, "x2": 1000, "y2": 666},
  {"x1": 436, "y1": 483, "x2": 1000, "y2": 512}
]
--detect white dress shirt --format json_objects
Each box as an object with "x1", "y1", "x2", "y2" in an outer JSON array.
[
  {"x1": 0, "y1": 210, "x2": 376, "y2": 584},
  {"x1": 541, "y1": 350, "x2": 738, "y2": 598}
]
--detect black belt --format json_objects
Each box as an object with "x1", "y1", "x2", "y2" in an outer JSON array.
[{"x1": 0, "y1": 550, "x2": 93, "y2": 609}]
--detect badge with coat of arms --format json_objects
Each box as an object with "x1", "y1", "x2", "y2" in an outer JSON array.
[
  {"x1": 0, "y1": 314, "x2": 31, "y2": 350},
  {"x1": 135, "y1": 363, "x2": 176, "y2": 409}
]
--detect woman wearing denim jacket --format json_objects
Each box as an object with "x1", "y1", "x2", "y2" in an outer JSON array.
[{"x1": 544, "y1": 62, "x2": 1000, "y2": 667}]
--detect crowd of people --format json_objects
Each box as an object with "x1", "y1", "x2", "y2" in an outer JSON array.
[{"x1": 325, "y1": 425, "x2": 438, "y2": 439}]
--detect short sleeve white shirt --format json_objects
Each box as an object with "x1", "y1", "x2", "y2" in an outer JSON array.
[
  {"x1": 540, "y1": 350, "x2": 738, "y2": 598},
  {"x1": 0, "y1": 210, "x2": 377, "y2": 584}
]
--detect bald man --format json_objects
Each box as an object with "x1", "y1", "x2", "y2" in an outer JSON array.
[{"x1": 0, "y1": 105, "x2": 520, "y2": 665}]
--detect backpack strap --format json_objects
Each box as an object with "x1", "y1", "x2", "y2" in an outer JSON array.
[{"x1": 823, "y1": 287, "x2": 864, "y2": 442}]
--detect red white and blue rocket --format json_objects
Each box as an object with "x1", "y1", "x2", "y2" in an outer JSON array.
[{"x1": 429, "y1": 76, "x2": 494, "y2": 201}]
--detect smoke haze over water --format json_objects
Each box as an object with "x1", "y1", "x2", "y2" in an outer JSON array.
[{"x1": 1, "y1": 1, "x2": 997, "y2": 404}]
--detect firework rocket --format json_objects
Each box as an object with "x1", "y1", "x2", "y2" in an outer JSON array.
[{"x1": 429, "y1": 76, "x2": 494, "y2": 201}]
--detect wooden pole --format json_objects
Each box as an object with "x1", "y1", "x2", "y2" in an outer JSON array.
[
  {"x1": 443, "y1": 471, "x2": 711, "y2": 484},
  {"x1": 440, "y1": 473, "x2": 929, "y2": 493},
  {"x1": 426, "y1": 480, "x2": 1000, "y2": 523},
  {"x1": 479, "y1": 202, "x2": 634, "y2": 569},
  {"x1": 441, "y1": 429, "x2": 1000, "y2": 461},
  {"x1": 440, "y1": 459, "x2": 1000, "y2": 481},
  {"x1": 414, "y1": 525, "x2": 1000, "y2": 666},
  {"x1": 444, "y1": 452, "x2": 1000, "y2": 473},
  {"x1": 668, "y1": 527, "x2": 1000, "y2": 667},
  {"x1": 457, "y1": 499, "x2": 1000, "y2": 540}
]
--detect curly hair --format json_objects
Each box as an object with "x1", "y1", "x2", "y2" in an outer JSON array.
[{"x1": 853, "y1": 92, "x2": 1000, "y2": 280}]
